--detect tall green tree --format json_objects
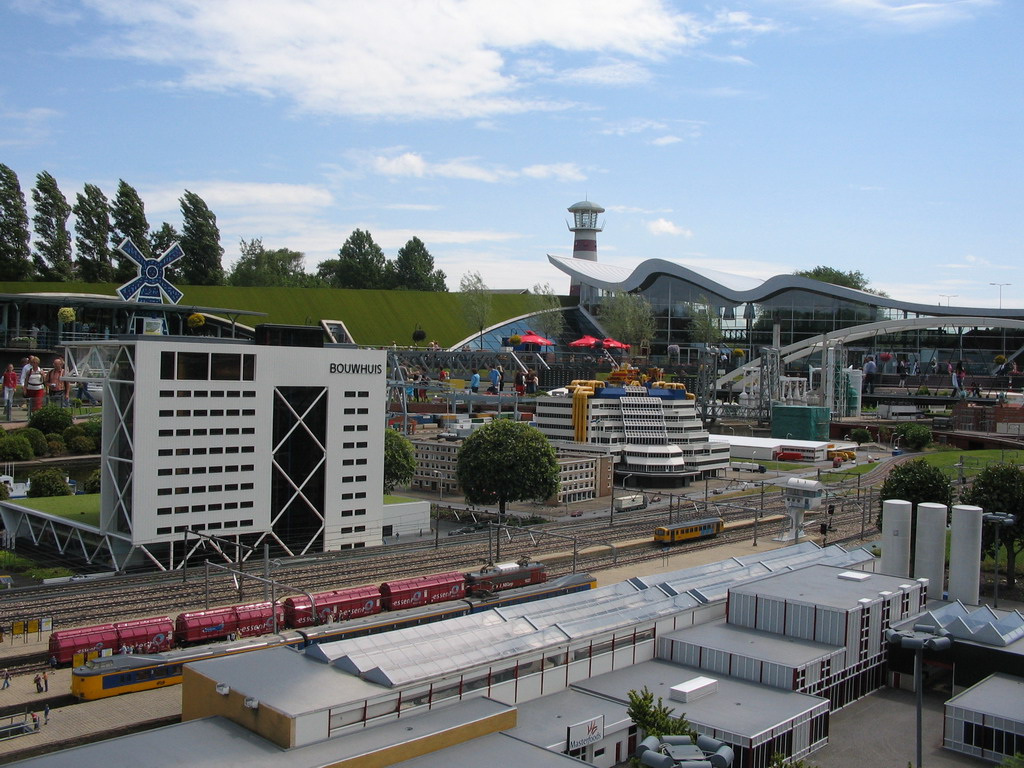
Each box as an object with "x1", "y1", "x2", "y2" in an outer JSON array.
[
  {"x1": 73, "y1": 183, "x2": 113, "y2": 282},
  {"x1": 228, "y1": 238, "x2": 318, "y2": 287},
  {"x1": 389, "y1": 236, "x2": 447, "y2": 291},
  {"x1": 31, "y1": 171, "x2": 72, "y2": 281},
  {"x1": 383, "y1": 428, "x2": 416, "y2": 494},
  {"x1": 961, "y1": 463, "x2": 1024, "y2": 589},
  {"x1": 110, "y1": 180, "x2": 152, "y2": 282},
  {"x1": 685, "y1": 294, "x2": 723, "y2": 348},
  {"x1": 179, "y1": 190, "x2": 225, "y2": 285},
  {"x1": 459, "y1": 271, "x2": 492, "y2": 349},
  {"x1": 877, "y1": 459, "x2": 954, "y2": 571},
  {"x1": 795, "y1": 265, "x2": 888, "y2": 297},
  {"x1": 457, "y1": 421, "x2": 559, "y2": 559},
  {"x1": 528, "y1": 283, "x2": 566, "y2": 345},
  {"x1": 0, "y1": 163, "x2": 32, "y2": 281},
  {"x1": 317, "y1": 229, "x2": 386, "y2": 289},
  {"x1": 149, "y1": 222, "x2": 181, "y2": 281},
  {"x1": 626, "y1": 685, "x2": 695, "y2": 740},
  {"x1": 600, "y1": 291, "x2": 656, "y2": 349}
]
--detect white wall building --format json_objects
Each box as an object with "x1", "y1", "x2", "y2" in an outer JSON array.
[
  {"x1": 97, "y1": 333, "x2": 412, "y2": 567},
  {"x1": 533, "y1": 384, "x2": 730, "y2": 485}
]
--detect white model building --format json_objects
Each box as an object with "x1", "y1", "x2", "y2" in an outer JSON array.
[
  {"x1": 533, "y1": 382, "x2": 730, "y2": 485},
  {"x1": 96, "y1": 332, "x2": 406, "y2": 568}
]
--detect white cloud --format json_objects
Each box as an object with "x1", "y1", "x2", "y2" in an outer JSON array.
[
  {"x1": 64, "y1": 0, "x2": 719, "y2": 120},
  {"x1": 647, "y1": 218, "x2": 693, "y2": 237},
  {"x1": 0, "y1": 104, "x2": 62, "y2": 147},
  {"x1": 651, "y1": 135, "x2": 683, "y2": 146},
  {"x1": 385, "y1": 203, "x2": 442, "y2": 211},
  {"x1": 520, "y1": 163, "x2": 587, "y2": 182},
  {"x1": 367, "y1": 151, "x2": 585, "y2": 184},
  {"x1": 139, "y1": 181, "x2": 334, "y2": 215},
  {"x1": 776, "y1": 0, "x2": 994, "y2": 28},
  {"x1": 557, "y1": 60, "x2": 653, "y2": 86}
]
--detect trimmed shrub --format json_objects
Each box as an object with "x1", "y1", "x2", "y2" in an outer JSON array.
[
  {"x1": 894, "y1": 422, "x2": 932, "y2": 451},
  {"x1": 28, "y1": 404, "x2": 74, "y2": 434},
  {"x1": 850, "y1": 428, "x2": 872, "y2": 445},
  {"x1": 83, "y1": 468, "x2": 102, "y2": 494},
  {"x1": 26, "y1": 468, "x2": 73, "y2": 497},
  {"x1": 68, "y1": 435, "x2": 97, "y2": 455},
  {"x1": 80, "y1": 418, "x2": 102, "y2": 440},
  {"x1": 63, "y1": 425, "x2": 85, "y2": 443},
  {"x1": 47, "y1": 439, "x2": 67, "y2": 456},
  {"x1": 0, "y1": 435, "x2": 33, "y2": 461},
  {"x1": 17, "y1": 428, "x2": 47, "y2": 457}
]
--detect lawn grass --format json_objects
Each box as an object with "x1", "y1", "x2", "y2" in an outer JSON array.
[
  {"x1": 0, "y1": 281, "x2": 558, "y2": 348},
  {"x1": 14, "y1": 493, "x2": 100, "y2": 527}
]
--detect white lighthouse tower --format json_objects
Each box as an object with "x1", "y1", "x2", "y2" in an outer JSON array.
[{"x1": 567, "y1": 200, "x2": 604, "y2": 298}]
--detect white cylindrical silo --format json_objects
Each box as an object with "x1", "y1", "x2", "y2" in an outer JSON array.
[
  {"x1": 948, "y1": 504, "x2": 984, "y2": 605},
  {"x1": 880, "y1": 499, "x2": 913, "y2": 577},
  {"x1": 914, "y1": 502, "x2": 948, "y2": 599}
]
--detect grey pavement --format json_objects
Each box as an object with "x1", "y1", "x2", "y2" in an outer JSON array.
[{"x1": 812, "y1": 686, "x2": 986, "y2": 768}]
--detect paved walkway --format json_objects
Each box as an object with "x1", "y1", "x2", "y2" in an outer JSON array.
[{"x1": 0, "y1": 686, "x2": 180, "y2": 764}]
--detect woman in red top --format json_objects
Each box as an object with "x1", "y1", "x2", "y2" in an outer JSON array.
[{"x1": 2, "y1": 363, "x2": 18, "y2": 419}]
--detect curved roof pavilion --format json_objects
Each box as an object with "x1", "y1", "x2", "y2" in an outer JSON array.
[{"x1": 548, "y1": 254, "x2": 1024, "y2": 362}]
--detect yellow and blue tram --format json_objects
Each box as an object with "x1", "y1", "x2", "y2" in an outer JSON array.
[{"x1": 653, "y1": 516, "x2": 724, "y2": 545}]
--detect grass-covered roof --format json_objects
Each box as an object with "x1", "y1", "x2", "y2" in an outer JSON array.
[{"x1": 0, "y1": 282, "x2": 565, "y2": 348}]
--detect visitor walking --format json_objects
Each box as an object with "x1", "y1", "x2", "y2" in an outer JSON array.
[
  {"x1": 3, "y1": 363, "x2": 18, "y2": 420},
  {"x1": 22, "y1": 357, "x2": 45, "y2": 416},
  {"x1": 862, "y1": 356, "x2": 877, "y2": 395}
]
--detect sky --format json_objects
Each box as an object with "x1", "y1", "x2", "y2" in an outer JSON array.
[{"x1": 1, "y1": 0, "x2": 1021, "y2": 310}]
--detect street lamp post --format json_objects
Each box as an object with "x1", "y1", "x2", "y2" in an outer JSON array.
[
  {"x1": 982, "y1": 512, "x2": 1016, "y2": 608},
  {"x1": 609, "y1": 472, "x2": 634, "y2": 528},
  {"x1": 991, "y1": 283, "x2": 1011, "y2": 358},
  {"x1": 884, "y1": 629, "x2": 953, "y2": 768},
  {"x1": 939, "y1": 294, "x2": 958, "y2": 307},
  {"x1": 990, "y1": 282, "x2": 1011, "y2": 309}
]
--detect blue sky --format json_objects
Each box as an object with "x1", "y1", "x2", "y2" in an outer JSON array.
[{"x1": 1, "y1": 0, "x2": 1020, "y2": 309}]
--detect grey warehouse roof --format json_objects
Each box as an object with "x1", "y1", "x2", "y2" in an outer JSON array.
[
  {"x1": 729, "y1": 564, "x2": 919, "y2": 610},
  {"x1": 944, "y1": 673, "x2": 1024, "y2": 721},
  {"x1": 664, "y1": 619, "x2": 842, "y2": 667},
  {"x1": 573, "y1": 660, "x2": 827, "y2": 740}
]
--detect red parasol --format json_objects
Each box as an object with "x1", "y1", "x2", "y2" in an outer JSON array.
[
  {"x1": 602, "y1": 337, "x2": 630, "y2": 349},
  {"x1": 569, "y1": 335, "x2": 600, "y2": 348},
  {"x1": 518, "y1": 330, "x2": 554, "y2": 346}
]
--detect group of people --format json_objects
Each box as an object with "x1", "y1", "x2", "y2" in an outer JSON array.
[
  {"x1": 2, "y1": 356, "x2": 97, "y2": 419},
  {"x1": 862, "y1": 354, "x2": 1017, "y2": 398},
  {"x1": 467, "y1": 365, "x2": 538, "y2": 395}
]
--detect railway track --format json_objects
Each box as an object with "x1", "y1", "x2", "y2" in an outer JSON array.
[{"x1": 1, "y1": 496, "x2": 878, "y2": 636}]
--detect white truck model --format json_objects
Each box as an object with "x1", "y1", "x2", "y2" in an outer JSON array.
[{"x1": 613, "y1": 493, "x2": 647, "y2": 512}]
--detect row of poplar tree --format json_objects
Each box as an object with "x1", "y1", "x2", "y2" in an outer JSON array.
[
  {"x1": 0, "y1": 163, "x2": 224, "y2": 285},
  {"x1": 0, "y1": 163, "x2": 449, "y2": 291}
]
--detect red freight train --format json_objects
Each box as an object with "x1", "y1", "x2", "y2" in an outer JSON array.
[{"x1": 48, "y1": 561, "x2": 547, "y2": 664}]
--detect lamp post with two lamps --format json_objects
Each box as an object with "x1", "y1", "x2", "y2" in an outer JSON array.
[
  {"x1": 609, "y1": 472, "x2": 635, "y2": 528},
  {"x1": 983, "y1": 512, "x2": 1016, "y2": 609},
  {"x1": 884, "y1": 627, "x2": 952, "y2": 768}
]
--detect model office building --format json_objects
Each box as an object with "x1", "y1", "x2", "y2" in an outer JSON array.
[
  {"x1": 533, "y1": 384, "x2": 730, "y2": 485},
  {"x1": 99, "y1": 332, "x2": 391, "y2": 567}
]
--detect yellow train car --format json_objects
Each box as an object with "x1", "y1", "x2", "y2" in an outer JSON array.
[{"x1": 653, "y1": 517, "x2": 724, "y2": 545}]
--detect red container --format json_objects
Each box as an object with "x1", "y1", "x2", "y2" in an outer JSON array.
[
  {"x1": 284, "y1": 586, "x2": 382, "y2": 628},
  {"x1": 175, "y1": 607, "x2": 238, "y2": 644},
  {"x1": 465, "y1": 562, "x2": 547, "y2": 595},
  {"x1": 380, "y1": 571, "x2": 466, "y2": 610},
  {"x1": 233, "y1": 602, "x2": 285, "y2": 637},
  {"x1": 114, "y1": 616, "x2": 175, "y2": 653},
  {"x1": 49, "y1": 624, "x2": 119, "y2": 665}
]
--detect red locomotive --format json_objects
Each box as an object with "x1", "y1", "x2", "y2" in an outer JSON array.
[{"x1": 48, "y1": 560, "x2": 548, "y2": 664}]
